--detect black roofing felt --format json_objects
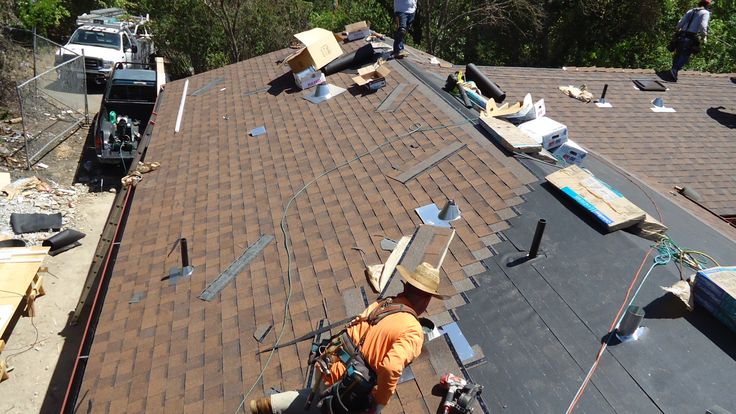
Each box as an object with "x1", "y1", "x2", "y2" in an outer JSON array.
[
  {"x1": 394, "y1": 58, "x2": 736, "y2": 412},
  {"x1": 454, "y1": 154, "x2": 736, "y2": 413}
]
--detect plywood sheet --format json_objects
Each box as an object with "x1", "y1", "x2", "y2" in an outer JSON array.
[{"x1": 0, "y1": 246, "x2": 48, "y2": 336}]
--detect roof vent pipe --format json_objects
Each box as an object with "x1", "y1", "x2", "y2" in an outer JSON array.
[
  {"x1": 599, "y1": 84, "x2": 608, "y2": 104},
  {"x1": 465, "y1": 63, "x2": 506, "y2": 103},
  {"x1": 617, "y1": 305, "x2": 645, "y2": 339},
  {"x1": 438, "y1": 200, "x2": 461, "y2": 222}
]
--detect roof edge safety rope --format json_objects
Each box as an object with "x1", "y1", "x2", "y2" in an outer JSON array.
[{"x1": 233, "y1": 119, "x2": 475, "y2": 414}]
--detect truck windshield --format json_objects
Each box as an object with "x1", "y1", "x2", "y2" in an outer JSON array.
[
  {"x1": 70, "y1": 29, "x2": 121, "y2": 50},
  {"x1": 108, "y1": 84, "x2": 156, "y2": 102}
]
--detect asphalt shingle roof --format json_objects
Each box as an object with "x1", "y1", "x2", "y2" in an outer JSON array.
[
  {"x1": 75, "y1": 42, "x2": 537, "y2": 413},
  {"x1": 410, "y1": 55, "x2": 736, "y2": 227}
]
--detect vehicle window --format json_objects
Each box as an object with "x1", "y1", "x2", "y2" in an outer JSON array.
[
  {"x1": 122, "y1": 34, "x2": 131, "y2": 51},
  {"x1": 108, "y1": 85, "x2": 156, "y2": 103},
  {"x1": 70, "y1": 29, "x2": 122, "y2": 50}
]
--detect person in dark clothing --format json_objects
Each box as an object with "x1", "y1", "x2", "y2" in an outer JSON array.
[{"x1": 670, "y1": 0, "x2": 712, "y2": 81}]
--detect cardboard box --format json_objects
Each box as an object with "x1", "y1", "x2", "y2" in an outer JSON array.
[
  {"x1": 284, "y1": 28, "x2": 343, "y2": 74},
  {"x1": 479, "y1": 112, "x2": 541, "y2": 153},
  {"x1": 518, "y1": 116, "x2": 568, "y2": 150},
  {"x1": 345, "y1": 21, "x2": 372, "y2": 41},
  {"x1": 552, "y1": 138, "x2": 588, "y2": 166},
  {"x1": 352, "y1": 63, "x2": 390, "y2": 91},
  {"x1": 293, "y1": 66, "x2": 326, "y2": 90},
  {"x1": 546, "y1": 165, "x2": 646, "y2": 232}
]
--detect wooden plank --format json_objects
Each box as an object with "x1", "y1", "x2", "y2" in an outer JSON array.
[
  {"x1": 479, "y1": 113, "x2": 541, "y2": 154},
  {"x1": 381, "y1": 225, "x2": 455, "y2": 298},
  {"x1": 155, "y1": 57, "x2": 166, "y2": 95},
  {"x1": 377, "y1": 236, "x2": 411, "y2": 293},
  {"x1": 0, "y1": 246, "x2": 48, "y2": 337},
  {"x1": 390, "y1": 142, "x2": 466, "y2": 184}
]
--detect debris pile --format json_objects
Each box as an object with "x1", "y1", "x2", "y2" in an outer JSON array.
[{"x1": 0, "y1": 175, "x2": 89, "y2": 245}]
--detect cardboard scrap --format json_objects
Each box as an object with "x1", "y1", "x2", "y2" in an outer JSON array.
[
  {"x1": 284, "y1": 28, "x2": 343, "y2": 73},
  {"x1": 559, "y1": 84, "x2": 594, "y2": 103},
  {"x1": 483, "y1": 98, "x2": 522, "y2": 117},
  {"x1": 2, "y1": 176, "x2": 43, "y2": 199},
  {"x1": 479, "y1": 112, "x2": 541, "y2": 153},
  {"x1": 366, "y1": 264, "x2": 384, "y2": 292},
  {"x1": 662, "y1": 279, "x2": 694, "y2": 311},
  {"x1": 546, "y1": 165, "x2": 646, "y2": 232}
]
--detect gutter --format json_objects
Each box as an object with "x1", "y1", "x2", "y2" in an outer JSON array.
[{"x1": 59, "y1": 88, "x2": 166, "y2": 414}]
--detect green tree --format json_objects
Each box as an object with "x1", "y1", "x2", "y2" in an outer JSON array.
[
  {"x1": 309, "y1": 0, "x2": 392, "y2": 37},
  {"x1": 201, "y1": 0, "x2": 311, "y2": 63},
  {"x1": 17, "y1": 0, "x2": 70, "y2": 35}
]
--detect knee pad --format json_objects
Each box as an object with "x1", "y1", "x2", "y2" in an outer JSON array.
[{"x1": 398, "y1": 27, "x2": 407, "y2": 36}]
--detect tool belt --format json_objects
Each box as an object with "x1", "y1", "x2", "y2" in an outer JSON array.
[{"x1": 318, "y1": 332, "x2": 376, "y2": 414}]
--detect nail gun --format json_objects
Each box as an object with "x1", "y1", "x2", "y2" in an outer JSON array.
[{"x1": 439, "y1": 373, "x2": 483, "y2": 414}]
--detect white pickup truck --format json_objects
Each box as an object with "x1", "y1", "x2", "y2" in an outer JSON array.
[{"x1": 55, "y1": 8, "x2": 155, "y2": 84}]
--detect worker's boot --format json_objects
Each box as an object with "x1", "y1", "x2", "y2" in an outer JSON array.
[{"x1": 249, "y1": 397, "x2": 272, "y2": 414}]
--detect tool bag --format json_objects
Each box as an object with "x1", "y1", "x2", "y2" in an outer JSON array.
[
  {"x1": 318, "y1": 298, "x2": 417, "y2": 414},
  {"x1": 669, "y1": 8, "x2": 702, "y2": 54}
]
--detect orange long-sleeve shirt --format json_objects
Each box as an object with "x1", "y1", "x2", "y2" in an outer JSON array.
[{"x1": 325, "y1": 295, "x2": 424, "y2": 406}]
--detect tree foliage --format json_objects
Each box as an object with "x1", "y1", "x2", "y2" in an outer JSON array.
[
  {"x1": 16, "y1": 0, "x2": 69, "y2": 35},
  {"x1": 6, "y1": 0, "x2": 735, "y2": 75}
]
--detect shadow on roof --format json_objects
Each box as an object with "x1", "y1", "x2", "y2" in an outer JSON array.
[
  {"x1": 654, "y1": 70, "x2": 676, "y2": 83},
  {"x1": 642, "y1": 292, "x2": 736, "y2": 361},
  {"x1": 706, "y1": 106, "x2": 736, "y2": 129},
  {"x1": 267, "y1": 71, "x2": 300, "y2": 96}
]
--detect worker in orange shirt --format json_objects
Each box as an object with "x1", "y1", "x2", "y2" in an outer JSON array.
[{"x1": 250, "y1": 262, "x2": 448, "y2": 414}]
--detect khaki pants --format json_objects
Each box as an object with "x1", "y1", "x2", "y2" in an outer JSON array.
[{"x1": 269, "y1": 387, "x2": 324, "y2": 414}]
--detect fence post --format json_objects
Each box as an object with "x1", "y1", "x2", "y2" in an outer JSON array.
[
  {"x1": 32, "y1": 27, "x2": 37, "y2": 78},
  {"x1": 16, "y1": 84, "x2": 31, "y2": 170},
  {"x1": 81, "y1": 51, "x2": 89, "y2": 124}
]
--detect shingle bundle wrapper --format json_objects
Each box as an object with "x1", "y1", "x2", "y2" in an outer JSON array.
[
  {"x1": 10, "y1": 212, "x2": 62, "y2": 234},
  {"x1": 693, "y1": 266, "x2": 736, "y2": 333},
  {"x1": 546, "y1": 165, "x2": 646, "y2": 232}
]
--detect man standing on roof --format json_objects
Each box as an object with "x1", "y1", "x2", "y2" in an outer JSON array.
[
  {"x1": 670, "y1": 0, "x2": 712, "y2": 82},
  {"x1": 250, "y1": 262, "x2": 448, "y2": 414},
  {"x1": 392, "y1": 0, "x2": 417, "y2": 59}
]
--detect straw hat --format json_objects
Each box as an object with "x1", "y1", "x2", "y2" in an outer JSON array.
[{"x1": 396, "y1": 262, "x2": 450, "y2": 299}]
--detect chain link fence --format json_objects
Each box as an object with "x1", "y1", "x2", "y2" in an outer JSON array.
[{"x1": 3, "y1": 27, "x2": 89, "y2": 169}]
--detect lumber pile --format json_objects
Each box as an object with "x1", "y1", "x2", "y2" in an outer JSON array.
[{"x1": 0, "y1": 246, "x2": 49, "y2": 382}]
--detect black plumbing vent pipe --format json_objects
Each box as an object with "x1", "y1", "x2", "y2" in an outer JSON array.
[
  {"x1": 465, "y1": 63, "x2": 506, "y2": 103},
  {"x1": 528, "y1": 219, "x2": 546, "y2": 259},
  {"x1": 322, "y1": 44, "x2": 375, "y2": 76}
]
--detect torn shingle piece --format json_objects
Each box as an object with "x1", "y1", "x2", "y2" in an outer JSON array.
[
  {"x1": 390, "y1": 142, "x2": 466, "y2": 184},
  {"x1": 253, "y1": 324, "x2": 273, "y2": 343}
]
